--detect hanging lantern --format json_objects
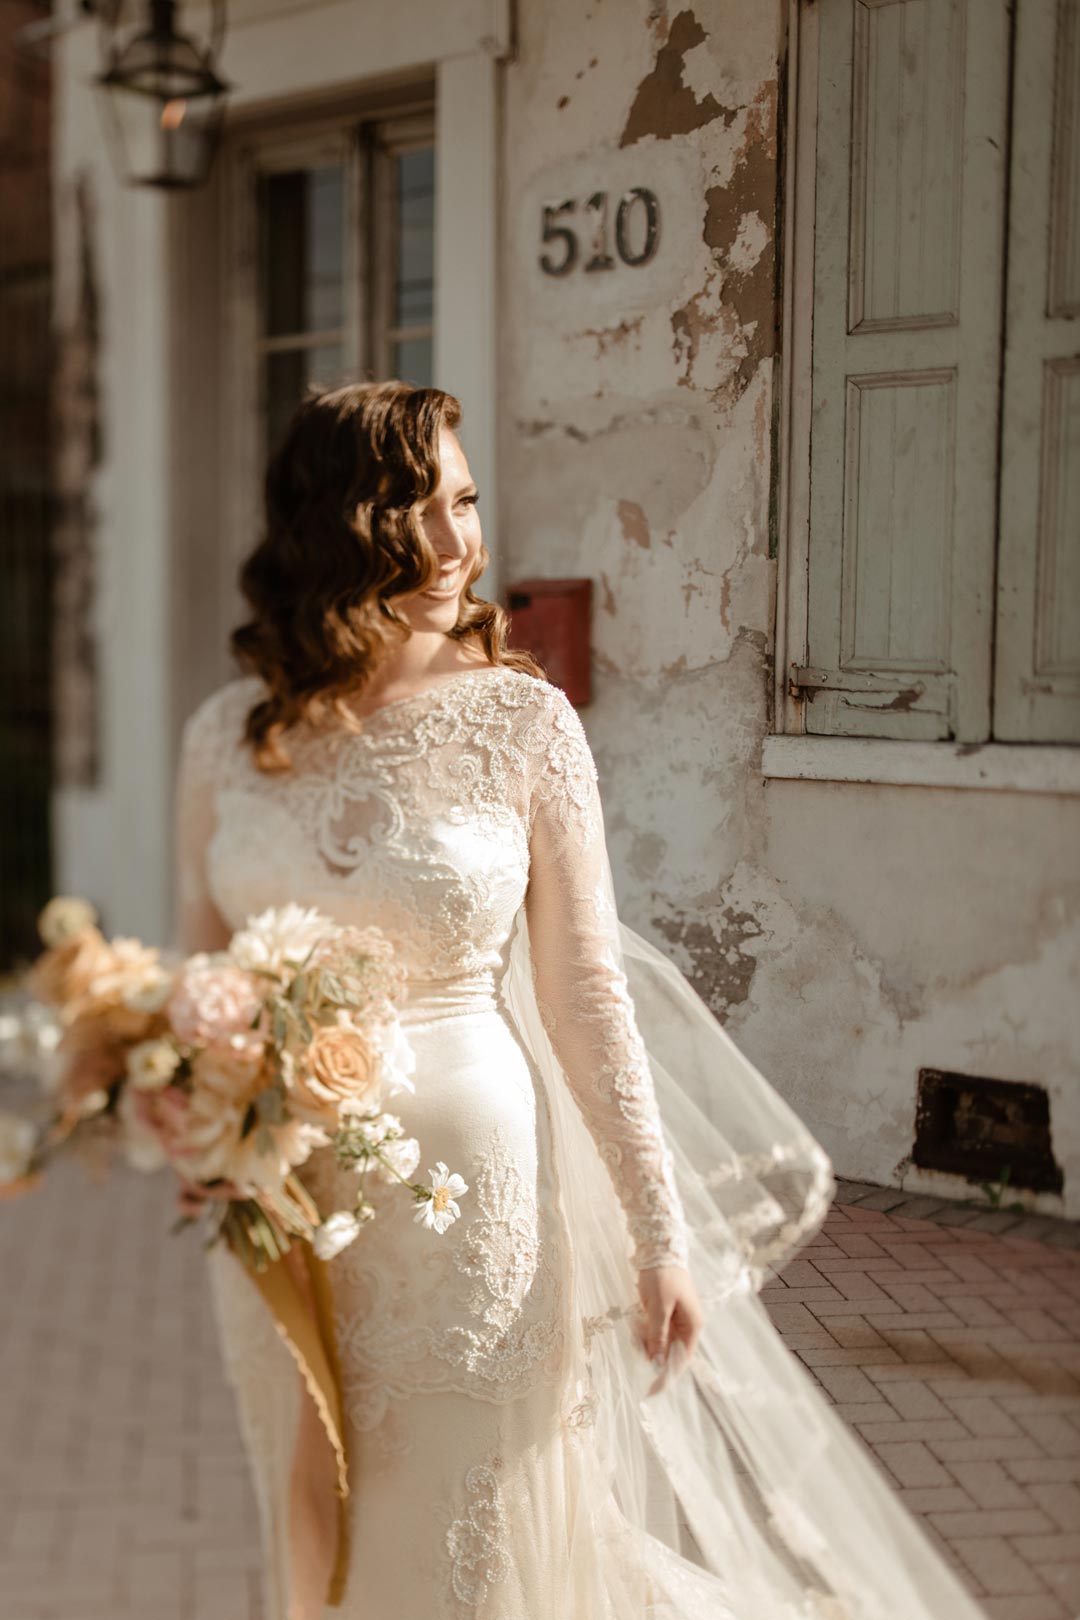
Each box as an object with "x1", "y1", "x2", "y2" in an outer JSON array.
[{"x1": 94, "y1": 0, "x2": 232, "y2": 188}]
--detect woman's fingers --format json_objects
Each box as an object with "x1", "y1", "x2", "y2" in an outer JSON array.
[{"x1": 175, "y1": 1176, "x2": 251, "y2": 1227}]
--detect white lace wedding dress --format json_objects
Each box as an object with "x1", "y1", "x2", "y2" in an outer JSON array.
[{"x1": 175, "y1": 663, "x2": 991, "y2": 1620}]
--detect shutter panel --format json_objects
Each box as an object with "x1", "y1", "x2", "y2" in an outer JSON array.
[
  {"x1": 993, "y1": 0, "x2": 1080, "y2": 742},
  {"x1": 803, "y1": 0, "x2": 1010, "y2": 740}
]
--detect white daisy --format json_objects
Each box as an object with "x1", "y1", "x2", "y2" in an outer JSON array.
[{"x1": 413, "y1": 1162, "x2": 468, "y2": 1234}]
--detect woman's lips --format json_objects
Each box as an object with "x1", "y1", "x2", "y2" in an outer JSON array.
[{"x1": 421, "y1": 574, "x2": 461, "y2": 599}]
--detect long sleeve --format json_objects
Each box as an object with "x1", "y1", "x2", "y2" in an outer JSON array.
[
  {"x1": 524, "y1": 686, "x2": 690, "y2": 1272},
  {"x1": 173, "y1": 702, "x2": 234, "y2": 957}
]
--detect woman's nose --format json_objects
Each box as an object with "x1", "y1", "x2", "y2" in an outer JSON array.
[{"x1": 428, "y1": 513, "x2": 469, "y2": 558}]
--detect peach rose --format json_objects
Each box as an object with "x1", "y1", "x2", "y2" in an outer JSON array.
[{"x1": 291, "y1": 1020, "x2": 380, "y2": 1125}]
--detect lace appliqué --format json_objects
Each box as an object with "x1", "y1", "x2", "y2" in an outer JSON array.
[
  {"x1": 453, "y1": 1125, "x2": 547, "y2": 1334},
  {"x1": 299, "y1": 1120, "x2": 568, "y2": 1435},
  {"x1": 183, "y1": 663, "x2": 689, "y2": 1323},
  {"x1": 444, "y1": 1463, "x2": 512, "y2": 1610}
]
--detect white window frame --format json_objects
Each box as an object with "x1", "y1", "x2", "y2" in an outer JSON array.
[
  {"x1": 219, "y1": 98, "x2": 436, "y2": 637},
  {"x1": 771, "y1": 0, "x2": 1080, "y2": 796}
]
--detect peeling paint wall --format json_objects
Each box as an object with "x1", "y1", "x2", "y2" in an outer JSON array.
[
  {"x1": 49, "y1": 0, "x2": 1079, "y2": 1209},
  {"x1": 501, "y1": 0, "x2": 1080, "y2": 1213}
]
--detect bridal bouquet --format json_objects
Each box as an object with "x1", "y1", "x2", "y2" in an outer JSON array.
[{"x1": 0, "y1": 897, "x2": 468, "y2": 1270}]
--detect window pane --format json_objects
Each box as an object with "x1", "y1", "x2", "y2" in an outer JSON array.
[
  {"x1": 265, "y1": 344, "x2": 346, "y2": 455},
  {"x1": 395, "y1": 146, "x2": 434, "y2": 328},
  {"x1": 261, "y1": 164, "x2": 345, "y2": 337},
  {"x1": 392, "y1": 335, "x2": 432, "y2": 387}
]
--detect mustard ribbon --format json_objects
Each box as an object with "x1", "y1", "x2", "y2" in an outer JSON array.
[{"x1": 233, "y1": 1185, "x2": 351, "y2": 1612}]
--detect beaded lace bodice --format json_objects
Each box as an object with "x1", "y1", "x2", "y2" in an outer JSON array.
[{"x1": 175, "y1": 663, "x2": 688, "y2": 1274}]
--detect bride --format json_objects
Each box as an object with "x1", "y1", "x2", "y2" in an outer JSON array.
[{"x1": 174, "y1": 380, "x2": 989, "y2": 1620}]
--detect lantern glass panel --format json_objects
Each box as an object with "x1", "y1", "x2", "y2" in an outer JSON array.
[{"x1": 99, "y1": 83, "x2": 223, "y2": 187}]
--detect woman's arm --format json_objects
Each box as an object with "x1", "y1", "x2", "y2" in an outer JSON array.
[
  {"x1": 524, "y1": 685, "x2": 691, "y2": 1274},
  {"x1": 171, "y1": 703, "x2": 237, "y2": 1213},
  {"x1": 173, "y1": 705, "x2": 233, "y2": 957}
]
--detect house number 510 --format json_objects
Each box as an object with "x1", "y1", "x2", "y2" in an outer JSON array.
[{"x1": 539, "y1": 188, "x2": 661, "y2": 277}]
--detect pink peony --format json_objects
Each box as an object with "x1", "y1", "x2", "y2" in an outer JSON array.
[{"x1": 168, "y1": 956, "x2": 263, "y2": 1049}]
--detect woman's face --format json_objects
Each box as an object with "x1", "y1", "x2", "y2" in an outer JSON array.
[{"x1": 397, "y1": 425, "x2": 483, "y2": 630}]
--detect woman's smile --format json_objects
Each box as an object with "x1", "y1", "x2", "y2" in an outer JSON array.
[{"x1": 420, "y1": 569, "x2": 462, "y2": 599}]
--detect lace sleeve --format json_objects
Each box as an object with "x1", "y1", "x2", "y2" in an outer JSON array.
[
  {"x1": 173, "y1": 692, "x2": 235, "y2": 956},
  {"x1": 524, "y1": 685, "x2": 689, "y2": 1272}
]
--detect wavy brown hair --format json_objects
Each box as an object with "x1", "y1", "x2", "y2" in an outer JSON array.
[{"x1": 231, "y1": 379, "x2": 543, "y2": 770}]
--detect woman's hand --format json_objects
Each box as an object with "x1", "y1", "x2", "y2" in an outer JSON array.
[
  {"x1": 175, "y1": 1176, "x2": 242, "y2": 1219},
  {"x1": 637, "y1": 1263, "x2": 704, "y2": 1368}
]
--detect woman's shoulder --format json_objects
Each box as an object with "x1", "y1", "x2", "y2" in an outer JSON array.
[
  {"x1": 496, "y1": 664, "x2": 585, "y2": 728},
  {"x1": 497, "y1": 668, "x2": 599, "y2": 807},
  {"x1": 180, "y1": 674, "x2": 265, "y2": 768}
]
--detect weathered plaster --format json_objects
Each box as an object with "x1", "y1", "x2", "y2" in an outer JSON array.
[
  {"x1": 503, "y1": 0, "x2": 1080, "y2": 1215},
  {"x1": 619, "y1": 9, "x2": 737, "y2": 147},
  {"x1": 52, "y1": 0, "x2": 1078, "y2": 1213}
]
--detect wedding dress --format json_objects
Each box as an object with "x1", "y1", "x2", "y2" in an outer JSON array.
[{"x1": 175, "y1": 662, "x2": 989, "y2": 1620}]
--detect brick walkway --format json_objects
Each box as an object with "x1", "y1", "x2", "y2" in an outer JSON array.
[
  {"x1": 765, "y1": 1181, "x2": 1080, "y2": 1620},
  {"x1": 1, "y1": 1160, "x2": 1078, "y2": 1618}
]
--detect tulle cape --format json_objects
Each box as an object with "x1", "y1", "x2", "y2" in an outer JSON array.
[
  {"x1": 499, "y1": 840, "x2": 991, "y2": 1620},
  {"x1": 205, "y1": 849, "x2": 993, "y2": 1620}
]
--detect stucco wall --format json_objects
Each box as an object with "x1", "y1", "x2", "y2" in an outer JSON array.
[
  {"x1": 499, "y1": 0, "x2": 1080, "y2": 1212},
  {"x1": 49, "y1": 0, "x2": 1078, "y2": 1208}
]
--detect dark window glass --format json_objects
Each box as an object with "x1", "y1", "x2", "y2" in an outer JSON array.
[
  {"x1": 392, "y1": 335, "x2": 433, "y2": 387},
  {"x1": 395, "y1": 147, "x2": 434, "y2": 329},
  {"x1": 264, "y1": 343, "x2": 346, "y2": 455},
  {"x1": 261, "y1": 164, "x2": 345, "y2": 337}
]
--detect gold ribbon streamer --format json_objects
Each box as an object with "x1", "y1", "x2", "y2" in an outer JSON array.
[{"x1": 231, "y1": 1179, "x2": 351, "y2": 1612}]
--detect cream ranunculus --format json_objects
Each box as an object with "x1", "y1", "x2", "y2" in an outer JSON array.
[
  {"x1": 0, "y1": 1113, "x2": 37, "y2": 1184},
  {"x1": 312, "y1": 1209, "x2": 362, "y2": 1260},
  {"x1": 37, "y1": 896, "x2": 98, "y2": 948},
  {"x1": 126, "y1": 1038, "x2": 182, "y2": 1091},
  {"x1": 377, "y1": 1133, "x2": 421, "y2": 1184}
]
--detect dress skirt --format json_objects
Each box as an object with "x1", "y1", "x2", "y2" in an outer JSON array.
[{"x1": 207, "y1": 1000, "x2": 641, "y2": 1620}]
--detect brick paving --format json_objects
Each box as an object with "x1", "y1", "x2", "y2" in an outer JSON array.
[
  {"x1": 1, "y1": 1159, "x2": 1078, "y2": 1618},
  {"x1": 764, "y1": 1180, "x2": 1080, "y2": 1620},
  {"x1": 0, "y1": 1157, "x2": 263, "y2": 1620}
]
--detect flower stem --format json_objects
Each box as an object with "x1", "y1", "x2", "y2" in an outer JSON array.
[{"x1": 368, "y1": 1142, "x2": 426, "y2": 1199}]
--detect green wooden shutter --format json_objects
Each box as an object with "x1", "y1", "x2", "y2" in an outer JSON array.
[
  {"x1": 803, "y1": 0, "x2": 1010, "y2": 740},
  {"x1": 993, "y1": 0, "x2": 1080, "y2": 742}
]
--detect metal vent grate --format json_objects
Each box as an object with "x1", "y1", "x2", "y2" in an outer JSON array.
[{"x1": 913, "y1": 1069, "x2": 1063, "y2": 1194}]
